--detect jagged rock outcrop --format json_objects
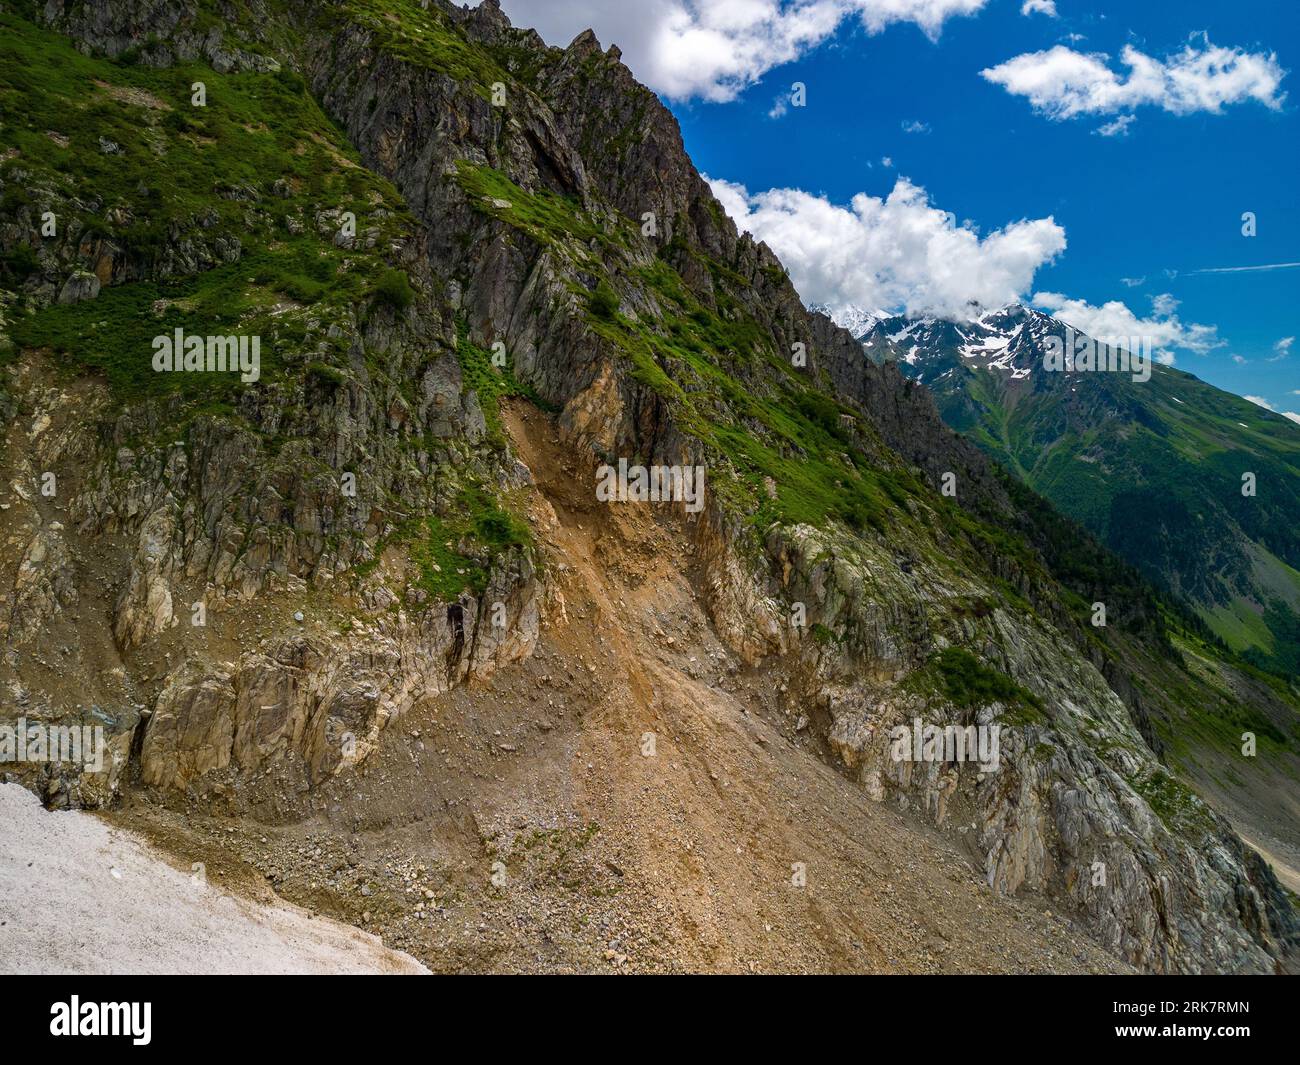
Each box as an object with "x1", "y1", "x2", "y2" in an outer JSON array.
[
  {"x1": 756, "y1": 517, "x2": 1295, "y2": 973},
  {"x1": 1, "y1": 0, "x2": 1292, "y2": 975},
  {"x1": 137, "y1": 558, "x2": 539, "y2": 804},
  {"x1": 40, "y1": 0, "x2": 281, "y2": 73}
]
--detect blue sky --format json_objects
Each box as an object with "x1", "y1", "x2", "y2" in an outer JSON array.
[{"x1": 498, "y1": 0, "x2": 1297, "y2": 413}]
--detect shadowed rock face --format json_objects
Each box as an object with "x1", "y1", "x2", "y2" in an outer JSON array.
[{"x1": 2, "y1": 0, "x2": 1294, "y2": 973}]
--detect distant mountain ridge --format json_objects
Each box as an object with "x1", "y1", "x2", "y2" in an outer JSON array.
[{"x1": 837, "y1": 302, "x2": 1300, "y2": 674}]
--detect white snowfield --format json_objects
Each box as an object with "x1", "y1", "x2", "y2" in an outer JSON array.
[{"x1": 0, "y1": 784, "x2": 428, "y2": 975}]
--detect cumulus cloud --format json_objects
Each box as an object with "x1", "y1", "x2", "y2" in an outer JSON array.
[
  {"x1": 1020, "y1": 0, "x2": 1057, "y2": 16},
  {"x1": 497, "y1": 0, "x2": 990, "y2": 101},
  {"x1": 981, "y1": 35, "x2": 1286, "y2": 129},
  {"x1": 1272, "y1": 336, "x2": 1294, "y2": 360},
  {"x1": 708, "y1": 175, "x2": 1066, "y2": 318},
  {"x1": 1030, "y1": 291, "x2": 1222, "y2": 361},
  {"x1": 706, "y1": 178, "x2": 1228, "y2": 363}
]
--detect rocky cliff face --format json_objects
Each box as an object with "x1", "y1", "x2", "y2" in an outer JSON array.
[{"x1": 1, "y1": 0, "x2": 1295, "y2": 973}]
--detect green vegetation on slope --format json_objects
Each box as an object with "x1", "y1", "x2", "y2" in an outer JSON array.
[
  {"x1": 903, "y1": 324, "x2": 1300, "y2": 675},
  {"x1": 909, "y1": 647, "x2": 1048, "y2": 725},
  {"x1": 0, "y1": 8, "x2": 529, "y2": 606},
  {"x1": 0, "y1": 8, "x2": 413, "y2": 398},
  {"x1": 450, "y1": 156, "x2": 1073, "y2": 612},
  {"x1": 454, "y1": 318, "x2": 555, "y2": 449}
]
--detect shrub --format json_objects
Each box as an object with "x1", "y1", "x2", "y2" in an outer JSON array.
[
  {"x1": 372, "y1": 268, "x2": 414, "y2": 312},
  {"x1": 588, "y1": 280, "x2": 619, "y2": 320},
  {"x1": 932, "y1": 647, "x2": 1043, "y2": 716},
  {"x1": 0, "y1": 244, "x2": 38, "y2": 283}
]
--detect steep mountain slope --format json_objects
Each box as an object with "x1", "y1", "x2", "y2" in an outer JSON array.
[
  {"x1": 858, "y1": 305, "x2": 1300, "y2": 675},
  {"x1": 0, "y1": 0, "x2": 1296, "y2": 973}
]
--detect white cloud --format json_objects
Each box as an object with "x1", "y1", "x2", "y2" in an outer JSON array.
[
  {"x1": 1120, "y1": 276, "x2": 1145, "y2": 287},
  {"x1": 708, "y1": 175, "x2": 1066, "y2": 318},
  {"x1": 1095, "y1": 114, "x2": 1134, "y2": 137},
  {"x1": 880, "y1": 155, "x2": 894, "y2": 167},
  {"x1": 708, "y1": 177, "x2": 1228, "y2": 364},
  {"x1": 1269, "y1": 336, "x2": 1293, "y2": 361},
  {"x1": 1020, "y1": 0, "x2": 1057, "y2": 17},
  {"x1": 1232, "y1": 354, "x2": 1249, "y2": 364},
  {"x1": 1031, "y1": 291, "x2": 1222, "y2": 360},
  {"x1": 901, "y1": 119, "x2": 931, "y2": 133},
  {"x1": 1285, "y1": 412, "x2": 1300, "y2": 426},
  {"x1": 1245, "y1": 395, "x2": 1274, "y2": 410},
  {"x1": 981, "y1": 35, "x2": 1286, "y2": 127},
  {"x1": 497, "y1": 0, "x2": 991, "y2": 101},
  {"x1": 1150, "y1": 293, "x2": 1179, "y2": 317}
]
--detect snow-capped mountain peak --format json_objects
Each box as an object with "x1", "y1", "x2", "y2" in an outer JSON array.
[
  {"x1": 809, "y1": 302, "x2": 890, "y2": 337},
  {"x1": 840, "y1": 302, "x2": 1077, "y2": 382}
]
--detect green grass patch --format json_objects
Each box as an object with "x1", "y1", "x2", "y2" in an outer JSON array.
[
  {"x1": 1129, "y1": 770, "x2": 1217, "y2": 837},
  {"x1": 910, "y1": 646, "x2": 1047, "y2": 723},
  {"x1": 334, "y1": 0, "x2": 510, "y2": 99},
  {"x1": 454, "y1": 322, "x2": 554, "y2": 447},
  {"x1": 364, "y1": 481, "x2": 531, "y2": 604},
  {"x1": 453, "y1": 161, "x2": 604, "y2": 249}
]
